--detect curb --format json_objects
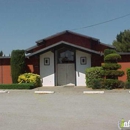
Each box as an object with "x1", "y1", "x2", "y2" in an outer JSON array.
[
  {"x1": 83, "y1": 91, "x2": 104, "y2": 94},
  {"x1": 34, "y1": 91, "x2": 55, "y2": 94}
]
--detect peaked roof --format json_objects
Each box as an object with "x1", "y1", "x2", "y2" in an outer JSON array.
[
  {"x1": 35, "y1": 30, "x2": 100, "y2": 44},
  {"x1": 25, "y1": 30, "x2": 115, "y2": 53}
]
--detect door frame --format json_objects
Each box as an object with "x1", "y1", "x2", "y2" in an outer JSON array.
[{"x1": 54, "y1": 46, "x2": 76, "y2": 86}]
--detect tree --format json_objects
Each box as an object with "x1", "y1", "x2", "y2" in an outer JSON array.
[
  {"x1": 0, "y1": 51, "x2": 3, "y2": 56},
  {"x1": 101, "y1": 49, "x2": 124, "y2": 89},
  {"x1": 10, "y1": 50, "x2": 25, "y2": 83},
  {"x1": 112, "y1": 29, "x2": 130, "y2": 52}
]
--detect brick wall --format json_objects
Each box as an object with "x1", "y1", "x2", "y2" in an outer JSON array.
[
  {"x1": 118, "y1": 62, "x2": 130, "y2": 82},
  {"x1": 0, "y1": 58, "x2": 12, "y2": 84}
]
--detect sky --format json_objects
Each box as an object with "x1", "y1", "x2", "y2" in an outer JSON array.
[{"x1": 0, "y1": 0, "x2": 130, "y2": 55}]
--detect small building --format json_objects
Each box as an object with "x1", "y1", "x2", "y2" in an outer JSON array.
[{"x1": 0, "y1": 30, "x2": 130, "y2": 86}]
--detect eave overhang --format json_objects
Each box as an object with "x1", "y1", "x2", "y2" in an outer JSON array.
[{"x1": 27, "y1": 41, "x2": 101, "y2": 57}]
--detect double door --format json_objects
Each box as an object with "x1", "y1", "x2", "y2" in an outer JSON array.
[{"x1": 57, "y1": 64, "x2": 75, "y2": 86}]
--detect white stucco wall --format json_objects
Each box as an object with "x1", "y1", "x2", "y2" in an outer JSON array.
[
  {"x1": 76, "y1": 50, "x2": 91, "y2": 86},
  {"x1": 40, "y1": 51, "x2": 54, "y2": 86}
]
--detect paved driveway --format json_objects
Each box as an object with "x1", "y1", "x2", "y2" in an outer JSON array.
[{"x1": 0, "y1": 87, "x2": 129, "y2": 130}]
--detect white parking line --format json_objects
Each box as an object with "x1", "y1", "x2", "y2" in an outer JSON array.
[
  {"x1": 0, "y1": 90, "x2": 9, "y2": 93},
  {"x1": 83, "y1": 91, "x2": 104, "y2": 94},
  {"x1": 34, "y1": 91, "x2": 55, "y2": 94}
]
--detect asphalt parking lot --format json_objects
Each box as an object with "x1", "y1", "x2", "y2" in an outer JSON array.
[{"x1": 0, "y1": 87, "x2": 130, "y2": 130}]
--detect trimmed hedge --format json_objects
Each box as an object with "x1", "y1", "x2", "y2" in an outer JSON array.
[
  {"x1": 127, "y1": 68, "x2": 130, "y2": 82},
  {"x1": 0, "y1": 83, "x2": 35, "y2": 89},
  {"x1": 125, "y1": 69, "x2": 130, "y2": 89},
  {"x1": 104, "y1": 53, "x2": 121, "y2": 62},
  {"x1": 101, "y1": 70, "x2": 124, "y2": 77},
  {"x1": 125, "y1": 81, "x2": 130, "y2": 89},
  {"x1": 86, "y1": 67, "x2": 103, "y2": 88},
  {"x1": 10, "y1": 50, "x2": 25, "y2": 83},
  {"x1": 101, "y1": 49, "x2": 124, "y2": 89},
  {"x1": 91, "y1": 78, "x2": 104, "y2": 89},
  {"x1": 102, "y1": 63, "x2": 121, "y2": 70},
  {"x1": 104, "y1": 79, "x2": 124, "y2": 89},
  {"x1": 85, "y1": 49, "x2": 124, "y2": 90},
  {"x1": 91, "y1": 79, "x2": 124, "y2": 89},
  {"x1": 104, "y1": 49, "x2": 116, "y2": 57}
]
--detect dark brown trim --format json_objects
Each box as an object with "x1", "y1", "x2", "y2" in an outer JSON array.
[
  {"x1": 25, "y1": 45, "x2": 38, "y2": 53},
  {"x1": 54, "y1": 50, "x2": 56, "y2": 86},
  {"x1": 74, "y1": 49, "x2": 76, "y2": 86},
  {"x1": 100, "y1": 42, "x2": 115, "y2": 49}
]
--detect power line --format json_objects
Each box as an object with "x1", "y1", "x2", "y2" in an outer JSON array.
[{"x1": 71, "y1": 13, "x2": 130, "y2": 31}]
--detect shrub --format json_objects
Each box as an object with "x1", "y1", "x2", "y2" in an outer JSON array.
[
  {"x1": 104, "y1": 79, "x2": 124, "y2": 89},
  {"x1": 18, "y1": 73, "x2": 41, "y2": 87},
  {"x1": 10, "y1": 50, "x2": 25, "y2": 83},
  {"x1": 125, "y1": 81, "x2": 130, "y2": 89},
  {"x1": 102, "y1": 63, "x2": 121, "y2": 70},
  {"x1": 86, "y1": 67, "x2": 103, "y2": 88},
  {"x1": 0, "y1": 83, "x2": 35, "y2": 89},
  {"x1": 101, "y1": 49, "x2": 124, "y2": 89},
  {"x1": 91, "y1": 79, "x2": 104, "y2": 89},
  {"x1": 104, "y1": 53, "x2": 121, "y2": 62},
  {"x1": 127, "y1": 68, "x2": 130, "y2": 82},
  {"x1": 104, "y1": 49, "x2": 116, "y2": 57},
  {"x1": 101, "y1": 70, "x2": 124, "y2": 77}
]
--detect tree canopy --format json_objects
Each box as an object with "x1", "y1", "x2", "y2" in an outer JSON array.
[{"x1": 112, "y1": 29, "x2": 130, "y2": 52}]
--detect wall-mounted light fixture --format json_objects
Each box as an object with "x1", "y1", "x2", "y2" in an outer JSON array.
[
  {"x1": 80, "y1": 57, "x2": 87, "y2": 65},
  {"x1": 44, "y1": 58, "x2": 50, "y2": 65}
]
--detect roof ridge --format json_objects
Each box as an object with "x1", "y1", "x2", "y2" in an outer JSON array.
[{"x1": 36, "y1": 30, "x2": 100, "y2": 44}]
